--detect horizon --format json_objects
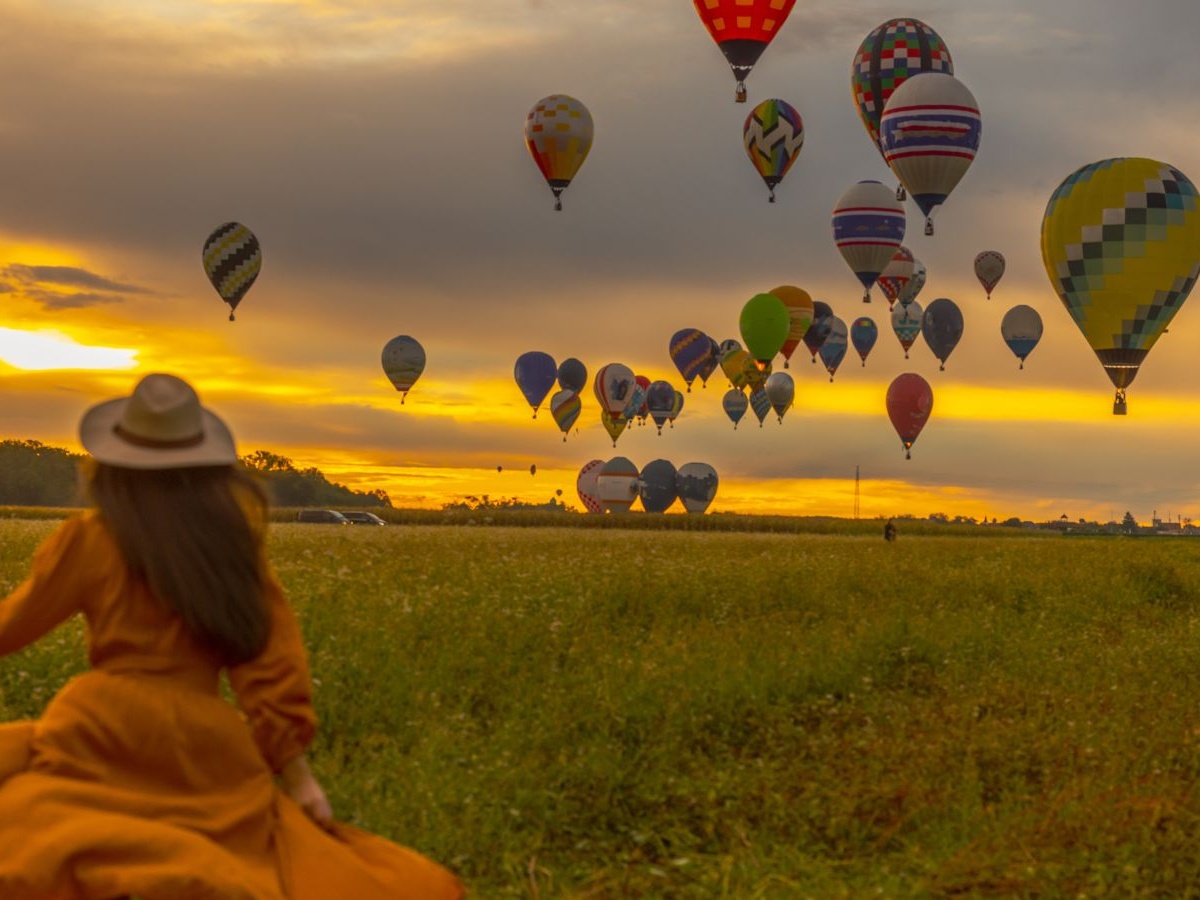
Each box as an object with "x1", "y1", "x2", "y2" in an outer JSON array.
[{"x1": 2, "y1": 1, "x2": 1199, "y2": 524}]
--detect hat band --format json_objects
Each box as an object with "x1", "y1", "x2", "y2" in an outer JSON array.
[{"x1": 113, "y1": 423, "x2": 205, "y2": 449}]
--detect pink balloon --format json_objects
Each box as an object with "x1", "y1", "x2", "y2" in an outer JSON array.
[{"x1": 576, "y1": 459, "x2": 605, "y2": 513}]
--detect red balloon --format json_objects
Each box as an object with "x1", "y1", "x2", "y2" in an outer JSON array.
[
  {"x1": 886, "y1": 373, "x2": 933, "y2": 459},
  {"x1": 693, "y1": 0, "x2": 797, "y2": 102}
]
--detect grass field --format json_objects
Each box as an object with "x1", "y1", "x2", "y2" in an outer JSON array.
[{"x1": 4, "y1": 517, "x2": 1200, "y2": 896}]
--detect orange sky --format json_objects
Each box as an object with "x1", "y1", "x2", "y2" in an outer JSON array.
[{"x1": 2, "y1": 1, "x2": 1200, "y2": 523}]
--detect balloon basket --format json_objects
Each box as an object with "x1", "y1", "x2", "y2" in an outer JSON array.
[
  {"x1": 924, "y1": 219, "x2": 934, "y2": 236},
  {"x1": 1113, "y1": 391, "x2": 1128, "y2": 416},
  {"x1": 735, "y1": 82, "x2": 747, "y2": 103},
  {"x1": 895, "y1": 185, "x2": 906, "y2": 201}
]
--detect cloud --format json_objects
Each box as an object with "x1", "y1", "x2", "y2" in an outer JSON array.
[{"x1": 0, "y1": 264, "x2": 152, "y2": 310}]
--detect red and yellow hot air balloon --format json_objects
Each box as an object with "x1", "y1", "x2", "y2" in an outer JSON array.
[
  {"x1": 693, "y1": 0, "x2": 797, "y2": 103},
  {"x1": 524, "y1": 95, "x2": 594, "y2": 211}
]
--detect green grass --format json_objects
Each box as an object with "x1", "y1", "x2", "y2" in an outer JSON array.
[{"x1": 4, "y1": 519, "x2": 1200, "y2": 896}]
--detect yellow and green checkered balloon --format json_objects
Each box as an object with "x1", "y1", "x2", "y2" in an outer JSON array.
[{"x1": 1040, "y1": 157, "x2": 1200, "y2": 413}]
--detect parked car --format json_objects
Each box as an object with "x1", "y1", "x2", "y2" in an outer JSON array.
[
  {"x1": 296, "y1": 509, "x2": 351, "y2": 524},
  {"x1": 340, "y1": 511, "x2": 387, "y2": 526}
]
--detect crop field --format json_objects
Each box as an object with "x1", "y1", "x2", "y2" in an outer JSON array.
[{"x1": 4, "y1": 518, "x2": 1200, "y2": 897}]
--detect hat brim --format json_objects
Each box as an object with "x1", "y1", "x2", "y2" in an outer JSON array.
[{"x1": 79, "y1": 397, "x2": 239, "y2": 469}]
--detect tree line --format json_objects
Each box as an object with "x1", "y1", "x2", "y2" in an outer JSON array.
[{"x1": 0, "y1": 440, "x2": 391, "y2": 509}]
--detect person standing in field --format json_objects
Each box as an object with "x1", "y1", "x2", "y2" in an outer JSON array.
[
  {"x1": 0, "y1": 373, "x2": 465, "y2": 899},
  {"x1": 884, "y1": 519, "x2": 897, "y2": 542}
]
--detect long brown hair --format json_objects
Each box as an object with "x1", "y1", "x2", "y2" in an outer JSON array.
[{"x1": 85, "y1": 461, "x2": 271, "y2": 665}]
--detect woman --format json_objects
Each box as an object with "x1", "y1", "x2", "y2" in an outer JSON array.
[{"x1": 0, "y1": 373, "x2": 465, "y2": 899}]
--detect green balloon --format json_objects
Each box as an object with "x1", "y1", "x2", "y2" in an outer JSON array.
[{"x1": 739, "y1": 293, "x2": 791, "y2": 364}]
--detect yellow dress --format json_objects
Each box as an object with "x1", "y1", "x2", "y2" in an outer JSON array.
[{"x1": 0, "y1": 512, "x2": 465, "y2": 900}]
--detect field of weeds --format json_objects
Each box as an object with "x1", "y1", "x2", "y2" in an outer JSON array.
[{"x1": 4, "y1": 518, "x2": 1200, "y2": 896}]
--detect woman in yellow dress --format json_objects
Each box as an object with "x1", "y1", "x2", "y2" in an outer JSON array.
[{"x1": 0, "y1": 373, "x2": 465, "y2": 899}]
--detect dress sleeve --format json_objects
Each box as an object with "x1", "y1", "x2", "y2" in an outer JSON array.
[
  {"x1": 0, "y1": 517, "x2": 90, "y2": 658},
  {"x1": 227, "y1": 563, "x2": 318, "y2": 773}
]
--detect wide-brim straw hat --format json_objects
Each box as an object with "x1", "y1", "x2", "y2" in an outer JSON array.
[{"x1": 79, "y1": 373, "x2": 238, "y2": 469}]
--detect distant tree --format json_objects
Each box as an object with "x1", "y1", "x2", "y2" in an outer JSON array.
[
  {"x1": 0, "y1": 440, "x2": 84, "y2": 506},
  {"x1": 1122, "y1": 511, "x2": 1138, "y2": 531},
  {"x1": 239, "y1": 450, "x2": 392, "y2": 508}
]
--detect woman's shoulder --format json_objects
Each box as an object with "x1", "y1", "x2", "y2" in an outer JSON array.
[{"x1": 38, "y1": 510, "x2": 118, "y2": 561}]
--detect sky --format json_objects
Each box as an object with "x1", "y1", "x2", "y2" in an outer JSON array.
[{"x1": 1, "y1": 0, "x2": 1200, "y2": 522}]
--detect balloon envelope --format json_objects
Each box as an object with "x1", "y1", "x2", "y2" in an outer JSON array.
[
  {"x1": 891, "y1": 301, "x2": 922, "y2": 358},
  {"x1": 638, "y1": 459, "x2": 679, "y2": 514},
  {"x1": 739, "y1": 292, "x2": 791, "y2": 365},
  {"x1": 596, "y1": 456, "x2": 640, "y2": 513},
  {"x1": 744, "y1": 98, "x2": 804, "y2": 202},
  {"x1": 549, "y1": 389, "x2": 581, "y2": 437},
  {"x1": 381, "y1": 335, "x2": 426, "y2": 402},
  {"x1": 514, "y1": 351, "x2": 558, "y2": 416},
  {"x1": 764, "y1": 371, "x2": 794, "y2": 422},
  {"x1": 202, "y1": 222, "x2": 261, "y2": 321},
  {"x1": 749, "y1": 387, "x2": 771, "y2": 426},
  {"x1": 693, "y1": 0, "x2": 797, "y2": 102},
  {"x1": 886, "y1": 373, "x2": 934, "y2": 458},
  {"x1": 974, "y1": 250, "x2": 1006, "y2": 299},
  {"x1": 769, "y1": 285, "x2": 814, "y2": 366},
  {"x1": 524, "y1": 95, "x2": 594, "y2": 210},
  {"x1": 669, "y1": 328, "x2": 713, "y2": 389},
  {"x1": 851, "y1": 18, "x2": 954, "y2": 163},
  {"x1": 920, "y1": 298, "x2": 963, "y2": 370},
  {"x1": 722, "y1": 388, "x2": 748, "y2": 428},
  {"x1": 576, "y1": 459, "x2": 605, "y2": 513},
  {"x1": 646, "y1": 380, "x2": 676, "y2": 433},
  {"x1": 832, "y1": 181, "x2": 906, "y2": 301},
  {"x1": 880, "y1": 72, "x2": 981, "y2": 234},
  {"x1": 557, "y1": 357, "x2": 588, "y2": 394},
  {"x1": 600, "y1": 409, "x2": 628, "y2": 446},
  {"x1": 1001, "y1": 305, "x2": 1043, "y2": 368},
  {"x1": 1040, "y1": 157, "x2": 1200, "y2": 414},
  {"x1": 676, "y1": 462, "x2": 718, "y2": 514},
  {"x1": 818, "y1": 316, "x2": 849, "y2": 381},
  {"x1": 898, "y1": 257, "x2": 926, "y2": 307},
  {"x1": 803, "y1": 301, "x2": 834, "y2": 361},
  {"x1": 877, "y1": 246, "x2": 914, "y2": 309},
  {"x1": 593, "y1": 363, "x2": 635, "y2": 416},
  {"x1": 850, "y1": 316, "x2": 878, "y2": 364}
]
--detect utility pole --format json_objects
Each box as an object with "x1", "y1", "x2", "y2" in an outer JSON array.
[{"x1": 854, "y1": 465, "x2": 860, "y2": 519}]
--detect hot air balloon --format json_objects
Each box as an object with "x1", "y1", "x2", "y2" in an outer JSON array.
[
  {"x1": 549, "y1": 389, "x2": 581, "y2": 440},
  {"x1": 720, "y1": 347, "x2": 755, "y2": 391},
  {"x1": 693, "y1": 0, "x2": 796, "y2": 103},
  {"x1": 646, "y1": 380, "x2": 676, "y2": 434},
  {"x1": 557, "y1": 357, "x2": 588, "y2": 394},
  {"x1": 593, "y1": 363, "x2": 634, "y2": 417},
  {"x1": 722, "y1": 388, "x2": 749, "y2": 429},
  {"x1": 739, "y1": 292, "x2": 791, "y2": 367},
  {"x1": 974, "y1": 250, "x2": 1006, "y2": 299},
  {"x1": 600, "y1": 409, "x2": 628, "y2": 447},
  {"x1": 803, "y1": 301, "x2": 834, "y2": 363},
  {"x1": 769, "y1": 285, "x2": 814, "y2": 368},
  {"x1": 851, "y1": 317, "x2": 878, "y2": 366},
  {"x1": 676, "y1": 462, "x2": 718, "y2": 514},
  {"x1": 832, "y1": 180, "x2": 907, "y2": 302},
  {"x1": 669, "y1": 328, "x2": 713, "y2": 391},
  {"x1": 743, "y1": 98, "x2": 804, "y2": 202},
  {"x1": 880, "y1": 72, "x2": 981, "y2": 235},
  {"x1": 851, "y1": 18, "x2": 954, "y2": 195},
  {"x1": 381, "y1": 335, "x2": 426, "y2": 404},
  {"x1": 596, "y1": 456, "x2": 640, "y2": 513},
  {"x1": 202, "y1": 222, "x2": 261, "y2": 322},
  {"x1": 886, "y1": 373, "x2": 933, "y2": 459},
  {"x1": 1001, "y1": 305, "x2": 1043, "y2": 370},
  {"x1": 876, "y1": 246, "x2": 914, "y2": 309},
  {"x1": 819, "y1": 317, "x2": 849, "y2": 382},
  {"x1": 524, "y1": 95, "x2": 593, "y2": 211},
  {"x1": 749, "y1": 386, "x2": 771, "y2": 427},
  {"x1": 898, "y1": 256, "x2": 926, "y2": 307},
  {"x1": 514, "y1": 351, "x2": 557, "y2": 418},
  {"x1": 891, "y1": 301, "x2": 922, "y2": 359},
  {"x1": 764, "y1": 371, "x2": 794, "y2": 423},
  {"x1": 639, "y1": 459, "x2": 679, "y2": 514},
  {"x1": 921, "y1": 298, "x2": 963, "y2": 370},
  {"x1": 669, "y1": 390, "x2": 684, "y2": 428},
  {"x1": 1041, "y1": 157, "x2": 1200, "y2": 414},
  {"x1": 577, "y1": 459, "x2": 605, "y2": 513},
  {"x1": 698, "y1": 338, "x2": 722, "y2": 386},
  {"x1": 623, "y1": 377, "x2": 650, "y2": 424}
]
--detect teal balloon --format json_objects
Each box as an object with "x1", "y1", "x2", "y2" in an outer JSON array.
[{"x1": 739, "y1": 292, "x2": 791, "y2": 365}]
